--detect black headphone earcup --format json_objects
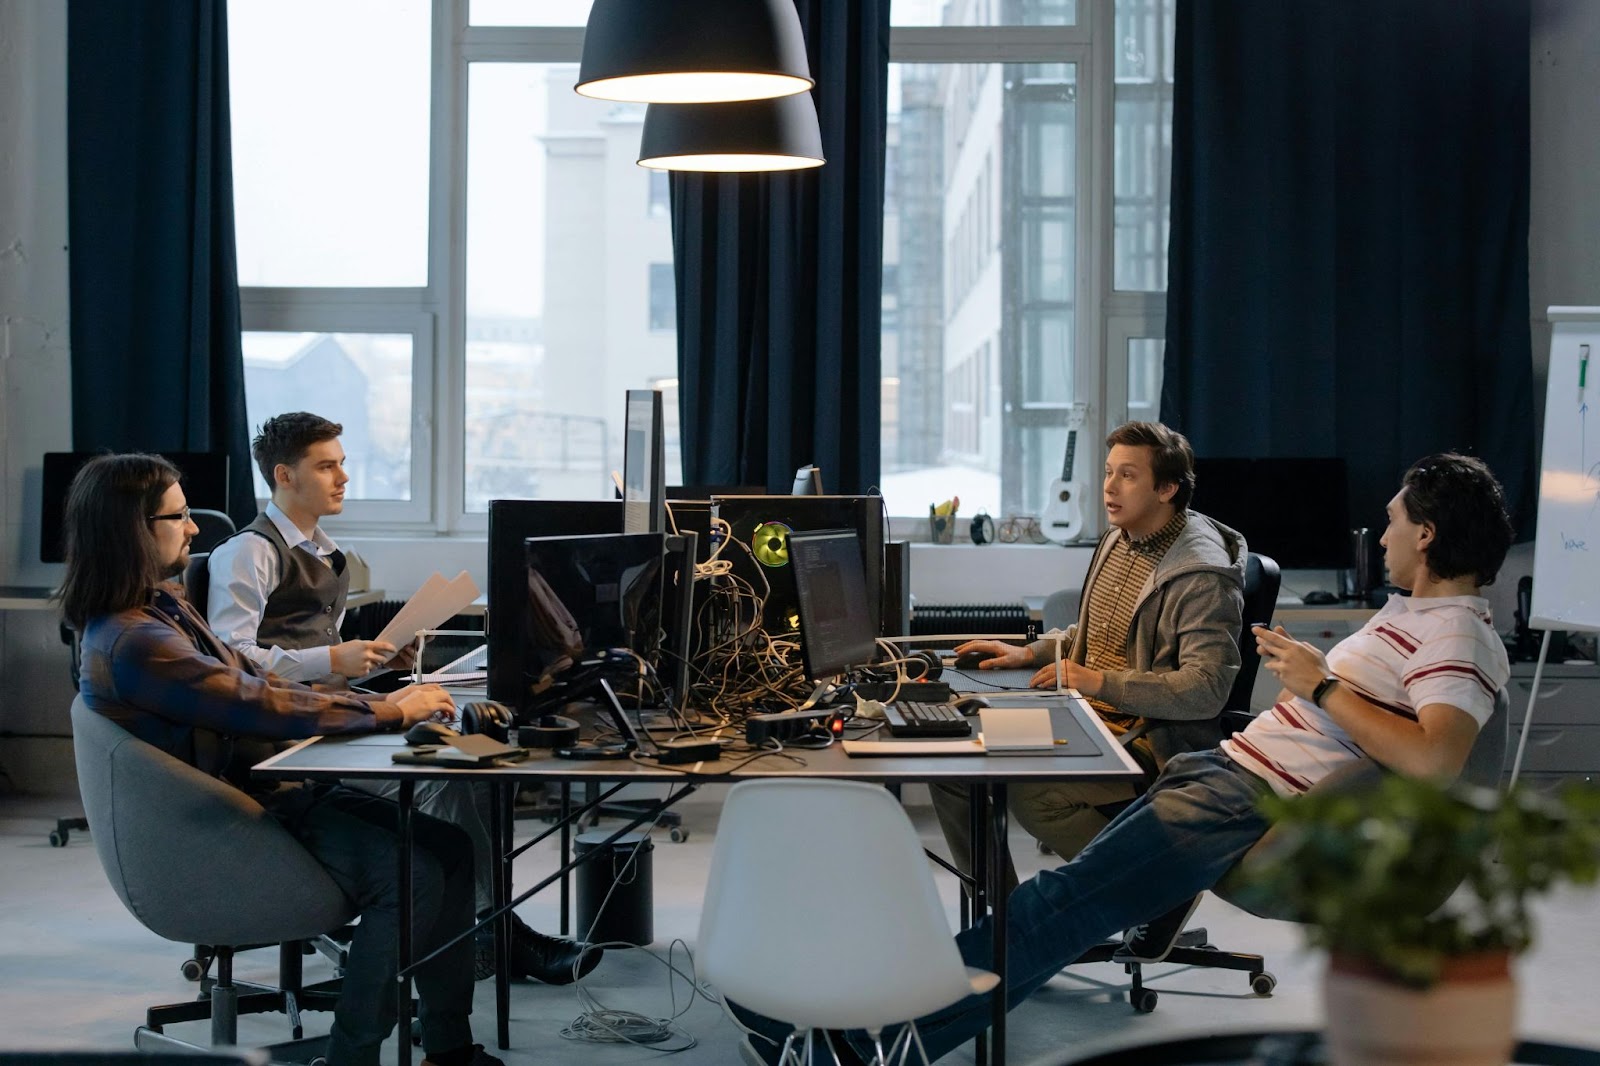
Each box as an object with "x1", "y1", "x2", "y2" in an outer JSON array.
[
  {"x1": 911, "y1": 649, "x2": 943, "y2": 681},
  {"x1": 459, "y1": 701, "x2": 512, "y2": 743}
]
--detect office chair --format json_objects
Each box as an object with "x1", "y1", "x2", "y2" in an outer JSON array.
[
  {"x1": 701, "y1": 780, "x2": 998, "y2": 1065},
  {"x1": 71, "y1": 698, "x2": 352, "y2": 1060},
  {"x1": 1064, "y1": 551, "x2": 1282, "y2": 1010},
  {"x1": 188, "y1": 508, "x2": 237, "y2": 554}
]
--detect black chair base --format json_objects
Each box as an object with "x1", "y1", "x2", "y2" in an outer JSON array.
[{"x1": 1069, "y1": 928, "x2": 1276, "y2": 1013}]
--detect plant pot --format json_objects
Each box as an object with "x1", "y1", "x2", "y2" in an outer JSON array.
[{"x1": 1322, "y1": 952, "x2": 1515, "y2": 1066}]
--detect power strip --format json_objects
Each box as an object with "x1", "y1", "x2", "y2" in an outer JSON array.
[{"x1": 745, "y1": 707, "x2": 839, "y2": 745}]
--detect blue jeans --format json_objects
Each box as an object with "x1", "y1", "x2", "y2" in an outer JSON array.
[
  {"x1": 270, "y1": 783, "x2": 477, "y2": 1066},
  {"x1": 731, "y1": 750, "x2": 1274, "y2": 1063}
]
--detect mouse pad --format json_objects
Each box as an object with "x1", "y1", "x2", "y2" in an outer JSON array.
[
  {"x1": 948, "y1": 667, "x2": 1050, "y2": 691},
  {"x1": 976, "y1": 699, "x2": 1105, "y2": 757}
]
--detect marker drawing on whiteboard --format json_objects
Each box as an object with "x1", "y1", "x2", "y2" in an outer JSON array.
[{"x1": 1562, "y1": 532, "x2": 1589, "y2": 552}]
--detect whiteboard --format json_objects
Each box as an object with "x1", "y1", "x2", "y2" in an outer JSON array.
[{"x1": 1530, "y1": 306, "x2": 1600, "y2": 633}]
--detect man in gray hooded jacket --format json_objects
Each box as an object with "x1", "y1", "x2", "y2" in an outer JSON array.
[{"x1": 933, "y1": 421, "x2": 1246, "y2": 898}]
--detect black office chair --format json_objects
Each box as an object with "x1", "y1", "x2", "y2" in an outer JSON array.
[
  {"x1": 1065, "y1": 551, "x2": 1282, "y2": 1010},
  {"x1": 188, "y1": 508, "x2": 237, "y2": 554}
]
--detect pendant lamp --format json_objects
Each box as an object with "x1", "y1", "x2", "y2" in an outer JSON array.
[
  {"x1": 638, "y1": 93, "x2": 825, "y2": 172},
  {"x1": 577, "y1": 0, "x2": 815, "y2": 104}
]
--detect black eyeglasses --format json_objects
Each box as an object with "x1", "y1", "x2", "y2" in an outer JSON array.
[{"x1": 148, "y1": 506, "x2": 192, "y2": 524}]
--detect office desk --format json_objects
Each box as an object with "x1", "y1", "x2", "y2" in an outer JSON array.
[
  {"x1": 255, "y1": 696, "x2": 1142, "y2": 1066},
  {"x1": 0, "y1": 585, "x2": 57, "y2": 610}
]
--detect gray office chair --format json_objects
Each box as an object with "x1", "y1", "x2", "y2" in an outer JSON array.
[{"x1": 71, "y1": 698, "x2": 352, "y2": 1059}]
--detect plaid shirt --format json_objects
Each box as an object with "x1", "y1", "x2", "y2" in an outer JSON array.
[
  {"x1": 1082, "y1": 510, "x2": 1188, "y2": 718},
  {"x1": 78, "y1": 582, "x2": 402, "y2": 790}
]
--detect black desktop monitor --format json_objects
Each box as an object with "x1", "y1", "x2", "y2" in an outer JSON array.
[
  {"x1": 522, "y1": 532, "x2": 665, "y2": 703},
  {"x1": 487, "y1": 499, "x2": 695, "y2": 713},
  {"x1": 667, "y1": 484, "x2": 762, "y2": 499},
  {"x1": 622, "y1": 389, "x2": 665, "y2": 535},
  {"x1": 487, "y1": 500, "x2": 623, "y2": 708},
  {"x1": 711, "y1": 494, "x2": 885, "y2": 637},
  {"x1": 1190, "y1": 457, "x2": 1350, "y2": 569},
  {"x1": 790, "y1": 529, "x2": 877, "y2": 680},
  {"x1": 40, "y1": 451, "x2": 230, "y2": 563}
]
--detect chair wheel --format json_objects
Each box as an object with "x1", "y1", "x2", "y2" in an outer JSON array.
[
  {"x1": 180, "y1": 958, "x2": 207, "y2": 982},
  {"x1": 669, "y1": 827, "x2": 689, "y2": 842},
  {"x1": 49, "y1": 829, "x2": 67, "y2": 847},
  {"x1": 1130, "y1": 988, "x2": 1158, "y2": 1013},
  {"x1": 1250, "y1": 972, "x2": 1277, "y2": 996}
]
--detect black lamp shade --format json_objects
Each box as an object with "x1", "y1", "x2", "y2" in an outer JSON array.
[
  {"x1": 638, "y1": 94, "x2": 825, "y2": 172},
  {"x1": 577, "y1": 0, "x2": 815, "y2": 104}
]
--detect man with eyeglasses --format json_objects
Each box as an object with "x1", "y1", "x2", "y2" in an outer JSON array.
[
  {"x1": 60, "y1": 452, "x2": 498, "y2": 1066},
  {"x1": 203, "y1": 412, "x2": 598, "y2": 987},
  {"x1": 930, "y1": 421, "x2": 1247, "y2": 957}
]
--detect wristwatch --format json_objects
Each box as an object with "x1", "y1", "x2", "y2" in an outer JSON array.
[{"x1": 1311, "y1": 674, "x2": 1341, "y2": 708}]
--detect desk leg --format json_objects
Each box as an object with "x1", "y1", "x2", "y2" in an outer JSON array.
[
  {"x1": 988, "y1": 782, "x2": 1009, "y2": 1066},
  {"x1": 559, "y1": 784, "x2": 572, "y2": 938},
  {"x1": 397, "y1": 779, "x2": 415, "y2": 1066},
  {"x1": 970, "y1": 787, "x2": 989, "y2": 1066},
  {"x1": 490, "y1": 782, "x2": 510, "y2": 1051}
]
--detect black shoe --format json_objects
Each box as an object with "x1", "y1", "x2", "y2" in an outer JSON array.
[
  {"x1": 509, "y1": 914, "x2": 602, "y2": 985},
  {"x1": 1116, "y1": 895, "x2": 1203, "y2": 964},
  {"x1": 421, "y1": 1043, "x2": 505, "y2": 1066}
]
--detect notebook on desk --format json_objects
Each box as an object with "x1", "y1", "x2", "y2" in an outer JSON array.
[{"x1": 841, "y1": 700, "x2": 1103, "y2": 758}]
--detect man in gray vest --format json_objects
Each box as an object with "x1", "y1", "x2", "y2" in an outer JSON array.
[{"x1": 206, "y1": 412, "x2": 597, "y2": 985}]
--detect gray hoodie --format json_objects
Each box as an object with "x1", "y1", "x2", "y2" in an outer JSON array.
[{"x1": 1028, "y1": 511, "x2": 1247, "y2": 768}]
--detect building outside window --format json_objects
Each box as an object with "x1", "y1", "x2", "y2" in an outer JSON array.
[{"x1": 229, "y1": 0, "x2": 1172, "y2": 534}]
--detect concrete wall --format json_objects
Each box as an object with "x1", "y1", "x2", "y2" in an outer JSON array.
[{"x1": 2, "y1": 0, "x2": 1597, "y2": 794}]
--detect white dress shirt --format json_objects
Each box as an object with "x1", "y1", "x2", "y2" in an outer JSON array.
[{"x1": 205, "y1": 501, "x2": 345, "y2": 682}]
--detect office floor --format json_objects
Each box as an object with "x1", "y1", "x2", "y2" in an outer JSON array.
[{"x1": 2, "y1": 788, "x2": 1598, "y2": 1065}]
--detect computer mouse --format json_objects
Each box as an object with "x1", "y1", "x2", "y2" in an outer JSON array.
[
  {"x1": 953, "y1": 696, "x2": 991, "y2": 716},
  {"x1": 953, "y1": 650, "x2": 992, "y2": 671},
  {"x1": 404, "y1": 720, "x2": 459, "y2": 746},
  {"x1": 1302, "y1": 590, "x2": 1340, "y2": 605}
]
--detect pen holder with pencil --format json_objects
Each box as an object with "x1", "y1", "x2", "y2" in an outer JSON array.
[{"x1": 928, "y1": 502, "x2": 959, "y2": 544}]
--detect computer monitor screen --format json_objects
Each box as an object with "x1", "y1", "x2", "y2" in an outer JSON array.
[
  {"x1": 1191, "y1": 457, "x2": 1350, "y2": 569},
  {"x1": 522, "y1": 532, "x2": 665, "y2": 700},
  {"x1": 667, "y1": 484, "x2": 763, "y2": 500},
  {"x1": 790, "y1": 529, "x2": 877, "y2": 680},
  {"x1": 622, "y1": 389, "x2": 665, "y2": 535},
  {"x1": 40, "y1": 451, "x2": 230, "y2": 563},
  {"x1": 711, "y1": 495, "x2": 885, "y2": 637},
  {"x1": 487, "y1": 500, "x2": 622, "y2": 707}
]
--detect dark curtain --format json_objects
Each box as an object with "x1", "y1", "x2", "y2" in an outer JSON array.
[
  {"x1": 68, "y1": 1, "x2": 254, "y2": 525},
  {"x1": 671, "y1": 0, "x2": 890, "y2": 494},
  {"x1": 1162, "y1": 0, "x2": 1534, "y2": 538}
]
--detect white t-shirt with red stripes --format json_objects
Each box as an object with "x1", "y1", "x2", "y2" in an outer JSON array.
[{"x1": 1222, "y1": 594, "x2": 1509, "y2": 797}]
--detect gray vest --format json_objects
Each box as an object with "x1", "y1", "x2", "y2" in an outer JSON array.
[{"x1": 229, "y1": 513, "x2": 350, "y2": 653}]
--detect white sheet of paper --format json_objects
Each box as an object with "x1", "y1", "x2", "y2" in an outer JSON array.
[{"x1": 374, "y1": 571, "x2": 482, "y2": 650}]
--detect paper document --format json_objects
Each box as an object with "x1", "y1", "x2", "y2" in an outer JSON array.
[{"x1": 374, "y1": 571, "x2": 482, "y2": 651}]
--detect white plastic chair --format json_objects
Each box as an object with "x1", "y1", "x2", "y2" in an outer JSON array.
[{"x1": 699, "y1": 779, "x2": 998, "y2": 1066}]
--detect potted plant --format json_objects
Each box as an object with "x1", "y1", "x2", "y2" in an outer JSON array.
[{"x1": 1239, "y1": 775, "x2": 1600, "y2": 1066}]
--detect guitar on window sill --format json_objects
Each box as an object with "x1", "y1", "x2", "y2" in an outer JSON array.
[{"x1": 1041, "y1": 403, "x2": 1089, "y2": 544}]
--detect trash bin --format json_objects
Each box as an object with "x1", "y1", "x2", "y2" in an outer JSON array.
[{"x1": 574, "y1": 830, "x2": 654, "y2": 946}]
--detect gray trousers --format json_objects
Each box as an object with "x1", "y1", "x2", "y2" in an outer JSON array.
[{"x1": 346, "y1": 778, "x2": 495, "y2": 916}]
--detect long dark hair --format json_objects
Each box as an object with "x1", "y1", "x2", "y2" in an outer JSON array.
[{"x1": 57, "y1": 453, "x2": 181, "y2": 629}]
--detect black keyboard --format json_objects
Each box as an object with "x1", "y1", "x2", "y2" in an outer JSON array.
[{"x1": 882, "y1": 701, "x2": 973, "y2": 738}]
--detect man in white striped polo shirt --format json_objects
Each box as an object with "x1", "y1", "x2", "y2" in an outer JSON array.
[{"x1": 731, "y1": 453, "x2": 1517, "y2": 1065}]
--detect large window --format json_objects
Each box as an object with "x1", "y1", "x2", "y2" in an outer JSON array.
[{"x1": 230, "y1": 0, "x2": 1173, "y2": 534}]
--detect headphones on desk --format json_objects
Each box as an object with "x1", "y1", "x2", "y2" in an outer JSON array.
[
  {"x1": 518, "y1": 713, "x2": 582, "y2": 749},
  {"x1": 458, "y1": 701, "x2": 514, "y2": 744}
]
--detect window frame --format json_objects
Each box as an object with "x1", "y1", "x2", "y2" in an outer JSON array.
[
  {"x1": 238, "y1": 295, "x2": 439, "y2": 527},
  {"x1": 232, "y1": 0, "x2": 1170, "y2": 540}
]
